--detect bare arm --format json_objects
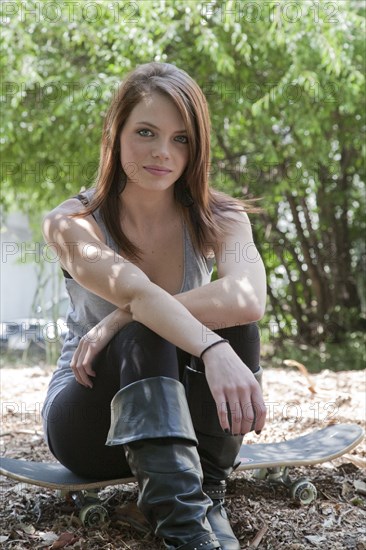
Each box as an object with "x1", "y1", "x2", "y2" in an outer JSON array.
[
  {"x1": 42, "y1": 199, "x2": 222, "y2": 357},
  {"x1": 176, "y1": 210, "x2": 266, "y2": 328}
]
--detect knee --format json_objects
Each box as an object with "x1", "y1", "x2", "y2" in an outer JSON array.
[
  {"x1": 112, "y1": 321, "x2": 168, "y2": 349},
  {"x1": 216, "y1": 322, "x2": 260, "y2": 344},
  {"x1": 107, "y1": 320, "x2": 177, "y2": 370},
  {"x1": 215, "y1": 323, "x2": 260, "y2": 371}
]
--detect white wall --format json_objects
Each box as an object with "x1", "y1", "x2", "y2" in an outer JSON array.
[{"x1": 0, "y1": 211, "x2": 66, "y2": 321}]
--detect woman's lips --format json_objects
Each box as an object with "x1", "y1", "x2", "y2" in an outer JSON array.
[{"x1": 143, "y1": 166, "x2": 172, "y2": 176}]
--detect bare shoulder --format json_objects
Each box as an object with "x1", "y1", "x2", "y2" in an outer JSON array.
[
  {"x1": 42, "y1": 198, "x2": 104, "y2": 243},
  {"x1": 226, "y1": 209, "x2": 251, "y2": 225},
  {"x1": 45, "y1": 197, "x2": 85, "y2": 218},
  {"x1": 216, "y1": 208, "x2": 253, "y2": 238}
]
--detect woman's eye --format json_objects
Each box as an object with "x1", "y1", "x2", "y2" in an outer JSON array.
[
  {"x1": 175, "y1": 135, "x2": 188, "y2": 144},
  {"x1": 137, "y1": 129, "x2": 153, "y2": 137}
]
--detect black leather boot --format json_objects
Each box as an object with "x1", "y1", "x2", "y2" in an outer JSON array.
[
  {"x1": 106, "y1": 376, "x2": 221, "y2": 550},
  {"x1": 184, "y1": 364, "x2": 264, "y2": 550}
]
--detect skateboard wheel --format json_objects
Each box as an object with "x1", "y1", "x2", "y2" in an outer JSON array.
[
  {"x1": 79, "y1": 504, "x2": 108, "y2": 527},
  {"x1": 253, "y1": 468, "x2": 268, "y2": 480},
  {"x1": 290, "y1": 479, "x2": 317, "y2": 505}
]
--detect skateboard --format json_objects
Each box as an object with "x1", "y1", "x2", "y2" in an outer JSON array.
[{"x1": 0, "y1": 423, "x2": 363, "y2": 527}]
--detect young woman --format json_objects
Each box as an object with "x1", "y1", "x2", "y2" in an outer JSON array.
[{"x1": 42, "y1": 62, "x2": 267, "y2": 550}]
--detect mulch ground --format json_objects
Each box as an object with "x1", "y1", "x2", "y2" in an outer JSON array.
[{"x1": 0, "y1": 362, "x2": 365, "y2": 549}]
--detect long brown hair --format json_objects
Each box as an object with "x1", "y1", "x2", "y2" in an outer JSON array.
[{"x1": 78, "y1": 62, "x2": 256, "y2": 260}]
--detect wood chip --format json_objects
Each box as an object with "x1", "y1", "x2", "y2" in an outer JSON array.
[
  {"x1": 248, "y1": 523, "x2": 269, "y2": 548},
  {"x1": 354, "y1": 480, "x2": 366, "y2": 495}
]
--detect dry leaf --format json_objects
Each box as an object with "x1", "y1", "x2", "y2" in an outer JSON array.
[
  {"x1": 323, "y1": 516, "x2": 335, "y2": 528},
  {"x1": 39, "y1": 531, "x2": 59, "y2": 544},
  {"x1": 341, "y1": 481, "x2": 354, "y2": 498},
  {"x1": 340, "y1": 455, "x2": 366, "y2": 469},
  {"x1": 50, "y1": 532, "x2": 79, "y2": 549},
  {"x1": 18, "y1": 522, "x2": 36, "y2": 535},
  {"x1": 283, "y1": 359, "x2": 317, "y2": 394},
  {"x1": 304, "y1": 534, "x2": 327, "y2": 545},
  {"x1": 112, "y1": 502, "x2": 151, "y2": 534}
]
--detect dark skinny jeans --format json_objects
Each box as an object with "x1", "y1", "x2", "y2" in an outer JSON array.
[{"x1": 46, "y1": 322, "x2": 260, "y2": 478}]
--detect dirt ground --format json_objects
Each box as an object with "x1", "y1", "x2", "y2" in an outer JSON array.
[{"x1": 0, "y1": 362, "x2": 365, "y2": 549}]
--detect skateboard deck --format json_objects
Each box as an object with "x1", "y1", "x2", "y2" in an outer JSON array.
[
  {"x1": 0, "y1": 423, "x2": 363, "y2": 524},
  {"x1": 237, "y1": 422, "x2": 364, "y2": 468}
]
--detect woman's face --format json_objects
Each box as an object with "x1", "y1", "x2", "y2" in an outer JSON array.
[{"x1": 119, "y1": 92, "x2": 189, "y2": 194}]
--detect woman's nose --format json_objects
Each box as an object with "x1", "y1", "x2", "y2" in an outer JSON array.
[{"x1": 151, "y1": 139, "x2": 170, "y2": 159}]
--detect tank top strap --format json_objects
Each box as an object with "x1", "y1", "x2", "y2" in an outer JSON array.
[
  {"x1": 181, "y1": 223, "x2": 214, "y2": 292},
  {"x1": 75, "y1": 188, "x2": 119, "y2": 253},
  {"x1": 61, "y1": 189, "x2": 119, "y2": 279}
]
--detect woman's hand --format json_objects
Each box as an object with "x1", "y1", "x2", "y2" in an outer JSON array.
[
  {"x1": 203, "y1": 342, "x2": 266, "y2": 435},
  {"x1": 70, "y1": 308, "x2": 133, "y2": 388},
  {"x1": 70, "y1": 326, "x2": 107, "y2": 388}
]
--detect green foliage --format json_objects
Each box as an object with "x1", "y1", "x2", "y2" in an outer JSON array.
[
  {"x1": 261, "y1": 331, "x2": 366, "y2": 373},
  {"x1": 1, "y1": 0, "x2": 365, "y2": 346}
]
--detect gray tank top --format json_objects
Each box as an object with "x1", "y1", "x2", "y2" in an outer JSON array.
[{"x1": 42, "y1": 189, "x2": 214, "y2": 440}]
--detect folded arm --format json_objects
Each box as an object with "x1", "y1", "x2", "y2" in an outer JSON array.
[
  {"x1": 43, "y1": 198, "x2": 222, "y2": 358},
  {"x1": 176, "y1": 210, "x2": 266, "y2": 328}
]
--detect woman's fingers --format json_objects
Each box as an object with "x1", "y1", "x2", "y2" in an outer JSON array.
[
  {"x1": 81, "y1": 346, "x2": 97, "y2": 377},
  {"x1": 214, "y1": 391, "x2": 231, "y2": 432},
  {"x1": 251, "y1": 386, "x2": 267, "y2": 433},
  {"x1": 227, "y1": 393, "x2": 251, "y2": 436},
  {"x1": 71, "y1": 361, "x2": 93, "y2": 388},
  {"x1": 214, "y1": 392, "x2": 266, "y2": 435},
  {"x1": 70, "y1": 338, "x2": 96, "y2": 388},
  {"x1": 220, "y1": 386, "x2": 267, "y2": 436}
]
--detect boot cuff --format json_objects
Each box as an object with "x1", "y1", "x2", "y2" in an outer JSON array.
[
  {"x1": 106, "y1": 377, "x2": 198, "y2": 446},
  {"x1": 253, "y1": 365, "x2": 263, "y2": 390}
]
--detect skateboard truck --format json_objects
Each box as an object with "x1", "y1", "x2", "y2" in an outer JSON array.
[
  {"x1": 253, "y1": 466, "x2": 318, "y2": 505},
  {"x1": 58, "y1": 489, "x2": 109, "y2": 527}
]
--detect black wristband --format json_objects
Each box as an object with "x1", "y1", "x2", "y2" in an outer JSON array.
[{"x1": 199, "y1": 339, "x2": 230, "y2": 361}]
